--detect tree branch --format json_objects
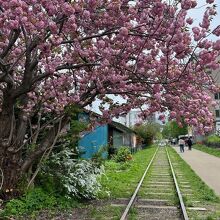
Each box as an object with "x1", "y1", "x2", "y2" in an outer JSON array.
[
  {"x1": 0, "y1": 29, "x2": 21, "y2": 59},
  {"x1": 21, "y1": 115, "x2": 69, "y2": 173},
  {"x1": 27, "y1": 117, "x2": 62, "y2": 188},
  {"x1": 56, "y1": 62, "x2": 100, "y2": 71}
]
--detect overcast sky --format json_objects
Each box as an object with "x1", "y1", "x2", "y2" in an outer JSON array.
[{"x1": 188, "y1": 0, "x2": 220, "y2": 39}]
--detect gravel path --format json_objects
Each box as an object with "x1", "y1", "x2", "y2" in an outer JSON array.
[{"x1": 173, "y1": 146, "x2": 220, "y2": 195}]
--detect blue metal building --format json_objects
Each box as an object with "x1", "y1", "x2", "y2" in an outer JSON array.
[
  {"x1": 78, "y1": 125, "x2": 108, "y2": 159},
  {"x1": 78, "y1": 113, "x2": 137, "y2": 159}
]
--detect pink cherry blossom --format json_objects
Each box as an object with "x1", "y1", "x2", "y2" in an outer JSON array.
[
  {"x1": 186, "y1": 17, "x2": 193, "y2": 25},
  {"x1": 213, "y1": 40, "x2": 220, "y2": 50},
  {"x1": 0, "y1": 0, "x2": 219, "y2": 156},
  {"x1": 206, "y1": 0, "x2": 215, "y2": 3}
]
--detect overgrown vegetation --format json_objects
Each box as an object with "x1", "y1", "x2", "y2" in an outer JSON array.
[
  {"x1": 194, "y1": 144, "x2": 220, "y2": 158},
  {"x1": 0, "y1": 187, "x2": 81, "y2": 218},
  {"x1": 59, "y1": 105, "x2": 88, "y2": 158},
  {"x1": 0, "y1": 146, "x2": 156, "y2": 219},
  {"x1": 91, "y1": 146, "x2": 107, "y2": 167},
  {"x1": 206, "y1": 135, "x2": 220, "y2": 144},
  {"x1": 1, "y1": 149, "x2": 104, "y2": 218},
  {"x1": 133, "y1": 123, "x2": 161, "y2": 146},
  {"x1": 203, "y1": 135, "x2": 220, "y2": 148},
  {"x1": 41, "y1": 148, "x2": 105, "y2": 200},
  {"x1": 113, "y1": 146, "x2": 132, "y2": 162},
  {"x1": 100, "y1": 146, "x2": 156, "y2": 198}
]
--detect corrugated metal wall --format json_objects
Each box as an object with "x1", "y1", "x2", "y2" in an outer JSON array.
[{"x1": 78, "y1": 125, "x2": 108, "y2": 159}]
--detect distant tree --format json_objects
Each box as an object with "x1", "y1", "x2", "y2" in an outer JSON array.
[
  {"x1": 134, "y1": 122, "x2": 161, "y2": 146},
  {"x1": 162, "y1": 121, "x2": 188, "y2": 139}
]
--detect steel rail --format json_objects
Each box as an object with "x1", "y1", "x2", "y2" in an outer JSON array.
[
  {"x1": 120, "y1": 147, "x2": 159, "y2": 220},
  {"x1": 165, "y1": 146, "x2": 189, "y2": 220}
]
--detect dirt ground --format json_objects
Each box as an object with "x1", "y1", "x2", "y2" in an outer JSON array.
[{"x1": 10, "y1": 200, "x2": 119, "y2": 220}]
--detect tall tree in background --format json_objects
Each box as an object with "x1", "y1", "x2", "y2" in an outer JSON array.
[
  {"x1": 162, "y1": 121, "x2": 188, "y2": 139},
  {"x1": 134, "y1": 122, "x2": 161, "y2": 146},
  {"x1": 0, "y1": 0, "x2": 220, "y2": 198}
]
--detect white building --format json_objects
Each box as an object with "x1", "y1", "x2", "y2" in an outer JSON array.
[
  {"x1": 211, "y1": 67, "x2": 220, "y2": 133},
  {"x1": 114, "y1": 110, "x2": 156, "y2": 128}
]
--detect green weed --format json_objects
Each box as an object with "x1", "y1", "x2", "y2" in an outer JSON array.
[
  {"x1": 100, "y1": 146, "x2": 157, "y2": 198},
  {"x1": 0, "y1": 187, "x2": 80, "y2": 218}
]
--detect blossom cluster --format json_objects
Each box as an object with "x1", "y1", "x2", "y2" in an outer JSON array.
[{"x1": 0, "y1": 0, "x2": 220, "y2": 133}]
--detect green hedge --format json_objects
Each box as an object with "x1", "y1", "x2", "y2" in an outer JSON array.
[{"x1": 203, "y1": 135, "x2": 220, "y2": 148}]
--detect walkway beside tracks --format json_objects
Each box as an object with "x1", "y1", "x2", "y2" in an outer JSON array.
[{"x1": 173, "y1": 146, "x2": 220, "y2": 196}]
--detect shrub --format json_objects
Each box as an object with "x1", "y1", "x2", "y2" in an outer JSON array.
[
  {"x1": 114, "y1": 147, "x2": 132, "y2": 163},
  {"x1": 204, "y1": 135, "x2": 220, "y2": 148},
  {"x1": 134, "y1": 122, "x2": 161, "y2": 146},
  {"x1": 91, "y1": 146, "x2": 107, "y2": 167},
  {"x1": 206, "y1": 135, "x2": 220, "y2": 144},
  {"x1": 42, "y1": 149, "x2": 105, "y2": 199},
  {"x1": 3, "y1": 199, "x2": 26, "y2": 216}
]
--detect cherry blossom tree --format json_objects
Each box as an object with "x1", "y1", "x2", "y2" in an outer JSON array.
[{"x1": 0, "y1": 0, "x2": 220, "y2": 199}]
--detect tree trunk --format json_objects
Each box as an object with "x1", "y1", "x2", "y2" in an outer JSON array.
[
  {"x1": 0, "y1": 152, "x2": 22, "y2": 200},
  {"x1": 0, "y1": 88, "x2": 69, "y2": 200},
  {"x1": 0, "y1": 96, "x2": 22, "y2": 200}
]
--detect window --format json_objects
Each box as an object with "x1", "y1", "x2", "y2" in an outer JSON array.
[
  {"x1": 216, "y1": 110, "x2": 220, "y2": 118},
  {"x1": 215, "y1": 93, "x2": 220, "y2": 100}
]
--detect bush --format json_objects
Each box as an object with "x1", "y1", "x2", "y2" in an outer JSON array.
[
  {"x1": 204, "y1": 135, "x2": 220, "y2": 148},
  {"x1": 114, "y1": 147, "x2": 132, "y2": 163},
  {"x1": 134, "y1": 122, "x2": 161, "y2": 146},
  {"x1": 3, "y1": 199, "x2": 26, "y2": 216},
  {"x1": 42, "y1": 149, "x2": 105, "y2": 200},
  {"x1": 206, "y1": 135, "x2": 220, "y2": 144}
]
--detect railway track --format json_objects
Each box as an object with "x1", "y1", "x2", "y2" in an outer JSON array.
[{"x1": 118, "y1": 145, "x2": 189, "y2": 220}]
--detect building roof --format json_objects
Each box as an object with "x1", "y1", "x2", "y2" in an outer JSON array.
[
  {"x1": 83, "y1": 108, "x2": 136, "y2": 134},
  {"x1": 109, "y1": 121, "x2": 136, "y2": 134}
]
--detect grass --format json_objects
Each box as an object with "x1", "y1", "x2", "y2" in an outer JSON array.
[
  {"x1": 193, "y1": 144, "x2": 220, "y2": 158},
  {"x1": 206, "y1": 135, "x2": 220, "y2": 144},
  {"x1": 168, "y1": 146, "x2": 220, "y2": 219},
  {"x1": 0, "y1": 146, "x2": 157, "y2": 220},
  {"x1": 99, "y1": 146, "x2": 157, "y2": 199},
  {"x1": 88, "y1": 146, "x2": 157, "y2": 220},
  {"x1": 0, "y1": 187, "x2": 82, "y2": 219},
  {"x1": 7, "y1": 145, "x2": 220, "y2": 220}
]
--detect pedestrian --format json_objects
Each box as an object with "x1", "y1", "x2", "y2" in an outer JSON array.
[
  {"x1": 178, "y1": 138, "x2": 185, "y2": 153},
  {"x1": 187, "y1": 137, "x2": 193, "y2": 150}
]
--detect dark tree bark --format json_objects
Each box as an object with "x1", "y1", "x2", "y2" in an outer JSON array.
[
  {"x1": 0, "y1": 92, "x2": 22, "y2": 199},
  {"x1": 0, "y1": 97, "x2": 69, "y2": 200}
]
